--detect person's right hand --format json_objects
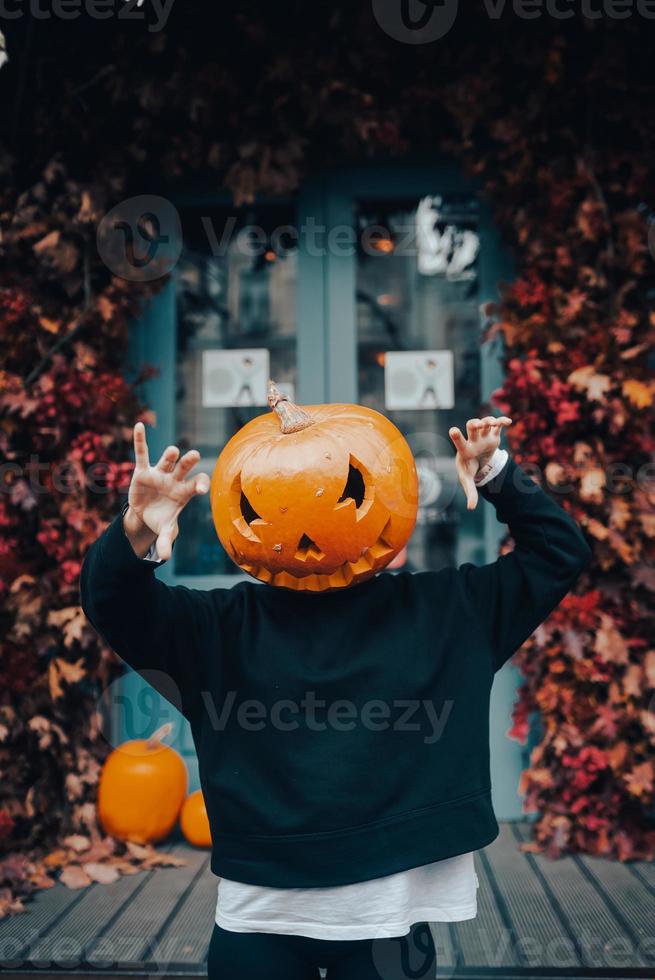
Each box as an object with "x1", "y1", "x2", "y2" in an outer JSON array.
[{"x1": 124, "y1": 422, "x2": 210, "y2": 560}]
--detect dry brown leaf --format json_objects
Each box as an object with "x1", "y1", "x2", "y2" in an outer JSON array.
[
  {"x1": 55, "y1": 657, "x2": 86, "y2": 685},
  {"x1": 125, "y1": 841, "x2": 152, "y2": 861},
  {"x1": 625, "y1": 761, "x2": 654, "y2": 797},
  {"x1": 609, "y1": 497, "x2": 631, "y2": 532},
  {"x1": 594, "y1": 615, "x2": 630, "y2": 664},
  {"x1": 579, "y1": 467, "x2": 606, "y2": 503},
  {"x1": 567, "y1": 365, "x2": 611, "y2": 401},
  {"x1": 43, "y1": 849, "x2": 69, "y2": 869},
  {"x1": 59, "y1": 865, "x2": 92, "y2": 890},
  {"x1": 142, "y1": 852, "x2": 188, "y2": 869},
  {"x1": 644, "y1": 651, "x2": 655, "y2": 688},
  {"x1": 585, "y1": 517, "x2": 609, "y2": 541},
  {"x1": 82, "y1": 862, "x2": 120, "y2": 885},
  {"x1": 97, "y1": 296, "x2": 115, "y2": 321},
  {"x1": 623, "y1": 664, "x2": 643, "y2": 698},
  {"x1": 48, "y1": 660, "x2": 63, "y2": 701},
  {"x1": 63, "y1": 834, "x2": 91, "y2": 854}
]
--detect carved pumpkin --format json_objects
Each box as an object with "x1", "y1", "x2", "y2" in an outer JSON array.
[
  {"x1": 210, "y1": 381, "x2": 418, "y2": 591},
  {"x1": 180, "y1": 790, "x2": 212, "y2": 848},
  {"x1": 97, "y1": 724, "x2": 187, "y2": 844}
]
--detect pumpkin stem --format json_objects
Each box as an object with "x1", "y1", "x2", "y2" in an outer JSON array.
[
  {"x1": 268, "y1": 380, "x2": 315, "y2": 434},
  {"x1": 147, "y1": 722, "x2": 173, "y2": 751}
]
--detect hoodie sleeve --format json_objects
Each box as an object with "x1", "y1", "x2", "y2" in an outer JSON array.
[
  {"x1": 456, "y1": 455, "x2": 593, "y2": 673},
  {"x1": 80, "y1": 508, "x2": 219, "y2": 721}
]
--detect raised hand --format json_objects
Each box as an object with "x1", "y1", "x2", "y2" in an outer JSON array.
[
  {"x1": 124, "y1": 422, "x2": 210, "y2": 559},
  {"x1": 448, "y1": 416, "x2": 512, "y2": 512}
]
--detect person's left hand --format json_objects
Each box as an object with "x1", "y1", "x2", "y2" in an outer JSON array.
[{"x1": 448, "y1": 416, "x2": 512, "y2": 511}]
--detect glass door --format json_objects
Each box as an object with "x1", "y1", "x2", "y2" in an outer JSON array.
[{"x1": 355, "y1": 194, "x2": 484, "y2": 575}]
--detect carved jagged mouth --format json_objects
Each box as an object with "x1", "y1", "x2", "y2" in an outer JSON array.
[{"x1": 236, "y1": 518, "x2": 396, "y2": 591}]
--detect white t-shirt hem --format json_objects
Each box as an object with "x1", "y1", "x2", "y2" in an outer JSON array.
[{"x1": 215, "y1": 904, "x2": 478, "y2": 940}]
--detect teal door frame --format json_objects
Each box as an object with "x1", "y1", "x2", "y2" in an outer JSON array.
[{"x1": 124, "y1": 161, "x2": 525, "y2": 818}]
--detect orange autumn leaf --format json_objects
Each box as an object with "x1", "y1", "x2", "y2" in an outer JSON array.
[
  {"x1": 38, "y1": 316, "x2": 60, "y2": 334},
  {"x1": 622, "y1": 379, "x2": 653, "y2": 409},
  {"x1": 585, "y1": 517, "x2": 609, "y2": 541},
  {"x1": 607, "y1": 741, "x2": 629, "y2": 771},
  {"x1": 624, "y1": 761, "x2": 654, "y2": 798}
]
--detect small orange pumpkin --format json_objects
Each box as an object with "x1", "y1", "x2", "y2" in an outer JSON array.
[
  {"x1": 180, "y1": 790, "x2": 212, "y2": 848},
  {"x1": 98, "y1": 724, "x2": 187, "y2": 844},
  {"x1": 211, "y1": 381, "x2": 418, "y2": 591}
]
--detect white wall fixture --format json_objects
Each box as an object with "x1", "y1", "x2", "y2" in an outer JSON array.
[
  {"x1": 202, "y1": 348, "x2": 270, "y2": 407},
  {"x1": 384, "y1": 350, "x2": 455, "y2": 410}
]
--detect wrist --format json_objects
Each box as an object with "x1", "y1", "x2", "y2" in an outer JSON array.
[{"x1": 123, "y1": 506, "x2": 157, "y2": 558}]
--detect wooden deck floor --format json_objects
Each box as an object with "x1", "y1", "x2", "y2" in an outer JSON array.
[{"x1": 1, "y1": 822, "x2": 653, "y2": 979}]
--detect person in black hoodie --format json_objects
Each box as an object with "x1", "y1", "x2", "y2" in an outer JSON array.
[{"x1": 80, "y1": 413, "x2": 592, "y2": 980}]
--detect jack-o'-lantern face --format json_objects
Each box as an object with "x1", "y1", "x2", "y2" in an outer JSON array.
[{"x1": 210, "y1": 382, "x2": 418, "y2": 591}]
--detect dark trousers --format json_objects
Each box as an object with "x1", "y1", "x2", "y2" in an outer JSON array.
[{"x1": 207, "y1": 921, "x2": 436, "y2": 979}]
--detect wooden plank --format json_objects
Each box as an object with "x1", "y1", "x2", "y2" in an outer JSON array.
[
  {"x1": 0, "y1": 884, "x2": 85, "y2": 969},
  {"x1": 150, "y1": 853, "x2": 214, "y2": 968},
  {"x1": 452, "y1": 844, "x2": 520, "y2": 969},
  {"x1": 629, "y1": 859, "x2": 655, "y2": 891},
  {"x1": 482, "y1": 822, "x2": 581, "y2": 970},
  {"x1": 1, "y1": 843, "x2": 177, "y2": 968},
  {"x1": 512, "y1": 822, "x2": 649, "y2": 971},
  {"x1": 87, "y1": 844, "x2": 206, "y2": 970},
  {"x1": 429, "y1": 922, "x2": 457, "y2": 972},
  {"x1": 576, "y1": 851, "x2": 655, "y2": 969}
]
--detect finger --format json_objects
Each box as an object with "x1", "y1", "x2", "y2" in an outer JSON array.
[
  {"x1": 156, "y1": 445, "x2": 180, "y2": 473},
  {"x1": 174, "y1": 449, "x2": 201, "y2": 482},
  {"x1": 182, "y1": 472, "x2": 210, "y2": 502},
  {"x1": 466, "y1": 418, "x2": 482, "y2": 442},
  {"x1": 457, "y1": 466, "x2": 479, "y2": 510},
  {"x1": 133, "y1": 422, "x2": 150, "y2": 470},
  {"x1": 479, "y1": 416, "x2": 497, "y2": 437},
  {"x1": 465, "y1": 479, "x2": 479, "y2": 511},
  {"x1": 448, "y1": 426, "x2": 467, "y2": 451}
]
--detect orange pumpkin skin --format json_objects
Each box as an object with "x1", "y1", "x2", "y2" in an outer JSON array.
[
  {"x1": 180, "y1": 790, "x2": 212, "y2": 848},
  {"x1": 98, "y1": 735, "x2": 187, "y2": 844},
  {"x1": 211, "y1": 386, "x2": 418, "y2": 591}
]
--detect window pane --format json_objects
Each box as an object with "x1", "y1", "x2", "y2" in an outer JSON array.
[
  {"x1": 174, "y1": 206, "x2": 297, "y2": 576},
  {"x1": 356, "y1": 195, "x2": 484, "y2": 573}
]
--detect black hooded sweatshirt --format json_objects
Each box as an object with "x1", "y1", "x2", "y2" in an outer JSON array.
[{"x1": 80, "y1": 455, "x2": 592, "y2": 888}]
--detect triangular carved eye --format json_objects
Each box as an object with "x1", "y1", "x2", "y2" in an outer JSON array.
[
  {"x1": 337, "y1": 460, "x2": 366, "y2": 508},
  {"x1": 240, "y1": 490, "x2": 262, "y2": 525}
]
